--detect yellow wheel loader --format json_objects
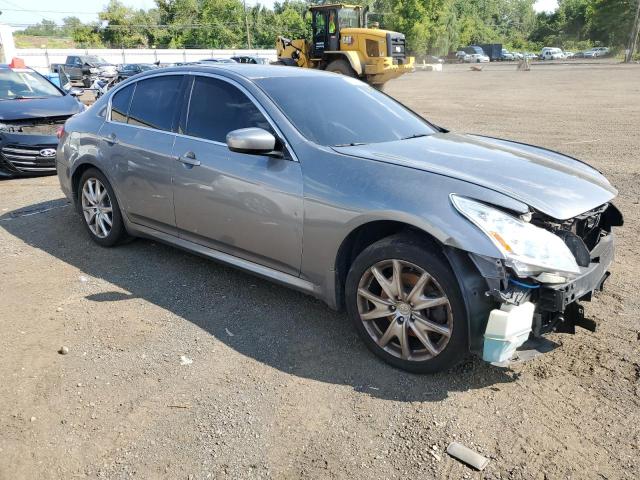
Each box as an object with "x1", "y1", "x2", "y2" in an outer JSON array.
[{"x1": 275, "y1": 4, "x2": 414, "y2": 90}]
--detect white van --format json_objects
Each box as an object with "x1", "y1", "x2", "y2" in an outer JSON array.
[{"x1": 540, "y1": 47, "x2": 563, "y2": 60}]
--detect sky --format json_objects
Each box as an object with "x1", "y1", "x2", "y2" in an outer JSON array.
[{"x1": 0, "y1": 0, "x2": 559, "y2": 27}]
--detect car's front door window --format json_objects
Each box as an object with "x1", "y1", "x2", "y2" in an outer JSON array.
[{"x1": 185, "y1": 76, "x2": 272, "y2": 143}]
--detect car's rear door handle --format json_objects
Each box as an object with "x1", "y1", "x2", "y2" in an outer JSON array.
[
  {"x1": 103, "y1": 132, "x2": 118, "y2": 145},
  {"x1": 177, "y1": 151, "x2": 200, "y2": 166}
]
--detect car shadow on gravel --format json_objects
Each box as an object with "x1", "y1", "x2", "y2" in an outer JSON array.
[{"x1": 1, "y1": 199, "x2": 519, "y2": 401}]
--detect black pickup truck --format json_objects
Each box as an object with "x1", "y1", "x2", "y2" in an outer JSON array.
[{"x1": 51, "y1": 55, "x2": 117, "y2": 87}]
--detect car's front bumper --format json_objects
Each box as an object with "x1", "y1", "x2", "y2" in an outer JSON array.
[
  {"x1": 465, "y1": 228, "x2": 618, "y2": 361},
  {"x1": 535, "y1": 232, "x2": 614, "y2": 333},
  {"x1": 0, "y1": 132, "x2": 59, "y2": 177}
]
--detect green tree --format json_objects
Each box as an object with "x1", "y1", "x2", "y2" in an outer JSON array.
[{"x1": 588, "y1": 0, "x2": 638, "y2": 46}]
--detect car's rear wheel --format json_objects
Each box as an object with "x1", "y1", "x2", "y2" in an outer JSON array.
[
  {"x1": 78, "y1": 169, "x2": 128, "y2": 247},
  {"x1": 345, "y1": 234, "x2": 467, "y2": 373}
]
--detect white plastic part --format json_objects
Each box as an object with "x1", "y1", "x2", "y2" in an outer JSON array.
[
  {"x1": 446, "y1": 442, "x2": 490, "y2": 471},
  {"x1": 482, "y1": 302, "x2": 535, "y2": 363}
]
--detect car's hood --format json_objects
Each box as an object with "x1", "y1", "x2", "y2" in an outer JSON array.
[
  {"x1": 0, "y1": 95, "x2": 83, "y2": 122},
  {"x1": 332, "y1": 133, "x2": 617, "y2": 220}
]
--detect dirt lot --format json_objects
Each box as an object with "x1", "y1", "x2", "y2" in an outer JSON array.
[{"x1": 1, "y1": 63, "x2": 639, "y2": 479}]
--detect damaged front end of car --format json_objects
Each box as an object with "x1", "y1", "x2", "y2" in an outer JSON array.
[{"x1": 451, "y1": 195, "x2": 624, "y2": 364}]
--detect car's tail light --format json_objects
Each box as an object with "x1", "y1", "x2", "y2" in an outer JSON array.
[{"x1": 56, "y1": 125, "x2": 65, "y2": 139}]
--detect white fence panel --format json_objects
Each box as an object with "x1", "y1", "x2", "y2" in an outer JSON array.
[{"x1": 14, "y1": 48, "x2": 278, "y2": 73}]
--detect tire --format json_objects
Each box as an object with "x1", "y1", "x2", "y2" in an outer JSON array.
[
  {"x1": 77, "y1": 168, "x2": 129, "y2": 247},
  {"x1": 325, "y1": 59, "x2": 357, "y2": 78},
  {"x1": 345, "y1": 234, "x2": 468, "y2": 373}
]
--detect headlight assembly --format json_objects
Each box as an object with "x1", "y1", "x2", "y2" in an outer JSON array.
[{"x1": 451, "y1": 195, "x2": 581, "y2": 280}]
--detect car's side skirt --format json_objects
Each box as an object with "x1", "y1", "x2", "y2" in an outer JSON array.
[{"x1": 126, "y1": 221, "x2": 322, "y2": 300}]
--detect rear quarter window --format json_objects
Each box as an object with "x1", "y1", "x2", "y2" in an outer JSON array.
[{"x1": 110, "y1": 84, "x2": 134, "y2": 123}]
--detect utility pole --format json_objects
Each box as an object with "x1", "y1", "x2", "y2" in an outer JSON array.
[
  {"x1": 243, "y1": 0, "x2": 252, "y2": 49},
  {"x1": 626, "y1": 0, "x2": 640, "y2": 62}
]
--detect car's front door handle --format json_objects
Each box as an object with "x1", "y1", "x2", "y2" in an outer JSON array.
[{"x1": 178, "y1": 151, "x2": 200, "y2": 166}]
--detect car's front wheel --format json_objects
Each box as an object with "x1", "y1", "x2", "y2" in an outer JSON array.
[
  {"x1": 345, "y1": 234, "x2": 467, "y2": 373},
  {"x1": 78, "y1": 169, "x2": 128, "y2": 247}
]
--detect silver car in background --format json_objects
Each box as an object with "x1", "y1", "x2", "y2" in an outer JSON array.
[{"x1": 56, "y1": 65, "x2": 622, "y2": 372}]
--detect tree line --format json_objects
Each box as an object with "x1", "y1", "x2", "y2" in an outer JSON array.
[{"x1": 16, "y1": 0, "x2": 639, "y2": 55}]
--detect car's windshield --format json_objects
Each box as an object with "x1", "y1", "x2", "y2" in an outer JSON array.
[
  {"x1": 82, "y1": 56, "x2": 109, "y2": 66},
  {"x1": 0, "y1": 69, "x2": 61, "y2": 100},
  {"x1": 256, "y1": 76, "x2": 436, "y2": 146}
]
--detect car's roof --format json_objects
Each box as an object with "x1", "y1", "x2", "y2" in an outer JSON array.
[{"x1": 135, "y1": 64, "x2": 338, "y2": 82}]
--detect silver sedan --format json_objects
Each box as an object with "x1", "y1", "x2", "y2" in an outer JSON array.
[{"x1": 57, "y1": 65, "x2": 622, "y2": 372}]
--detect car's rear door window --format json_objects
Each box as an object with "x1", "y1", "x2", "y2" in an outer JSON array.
[
  {"x1": 185, "y1": 76, "x2": 271, "y2": 143},
  {"x1": 110, "y1": 84, "x2": 134, "y2": 123},
  {"x1": 127, "y1": 75, "x2": 183, "y2": 132}
]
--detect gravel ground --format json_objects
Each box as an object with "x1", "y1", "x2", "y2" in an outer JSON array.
[{"x1": 1, "y1": 62, "x2": 638, "y2": 480}]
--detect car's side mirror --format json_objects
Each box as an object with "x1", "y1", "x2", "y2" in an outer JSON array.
[
  {"x1": 68, "y1": 87, "x2": 83, "y2": 96},
  {"x1": 226, "y1": 128, "x2": 279, "y2": 156}
]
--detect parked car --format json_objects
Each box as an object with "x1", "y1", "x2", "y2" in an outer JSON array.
[
  {"x1": 463, "y1": 45, "x2": 486, "y2": 56},
  {"x1": 455, "y1": 50, "x2": 467, "y2": 62},
  {"x1": 540, "y1": 48, "x2": 563, "y2": 60},
  {"x1": 464, "y1": 53, "x2": 490, "y2": 63},
  {"x1": 116, "y1": 63, "x2": 158, "y2": 81},
  {"x1": 524, "y1": 52, "x2": 538, "y2": 60},
  {"x1": 0, "y1": 60, "x2": 84, "y2": 177},
  {"x1": 500, "y1": 49, "x2": 515, "y2": 61},
  {"x1": 57, "y1": 65, "x2": 623, "y2": 373},
  {"x1": 231, "y1": 56, "x2": 271, "y2": 64},
  {"x1": 199, "y1": 58, "x2": 237, "y2": 64},
  {"x1": 51, "y1": 55, "x2": 117, "y2": 87},
  {"x1": 563, "y1": 51, "x2": 575, "y2": 59},
  {"x1": 424, "y1": 55, "x2": 444, "y2": 64},
  {"x1": 480, "y1": 43, "x2": 503, "y2": 61},
  {"x1": 584, "y1": 47, "x2": 610, "y2": 58}
]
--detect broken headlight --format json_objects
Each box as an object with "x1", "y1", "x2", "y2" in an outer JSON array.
[{"x1": 451, "y1": 195, "x2": 580, "y2": 280}]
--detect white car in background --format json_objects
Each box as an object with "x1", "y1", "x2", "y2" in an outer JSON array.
[
  {"x1": 464, "y1": 53, "x2": 490, "y2": 63},
  {"x1": 563, "y1": 51, "x2": 575, "y2": 59},
  {"x1": 584, "y1": 47, "x2": 609, "y2": 58},
  {"x1": 541, "y1": 47, "x2": 564, "y2": 60}
]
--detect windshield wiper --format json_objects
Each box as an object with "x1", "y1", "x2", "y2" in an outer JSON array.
[
  {"x1": 334, "y1": 142, "x2": 367, "y2": 147},
  {"x1": 400, "y1": 133, "x2": 430, "y2": 140}
]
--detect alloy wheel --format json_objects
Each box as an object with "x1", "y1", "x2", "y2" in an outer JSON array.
[
  {"x1": 356, "y1": 259, "x2": 453, "y2": 362},
  {"x1": 81, "y1": 177, "x2": 113, "y2": 239}
]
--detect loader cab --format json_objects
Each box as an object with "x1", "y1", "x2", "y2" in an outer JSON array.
[{"x1": 311, "y1": 4, "x2": 362, "y2": 58}]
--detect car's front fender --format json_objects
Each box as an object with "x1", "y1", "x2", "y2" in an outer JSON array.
[{"x1": 298, "y1": 148, "x2": 527, "y2": 307}]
